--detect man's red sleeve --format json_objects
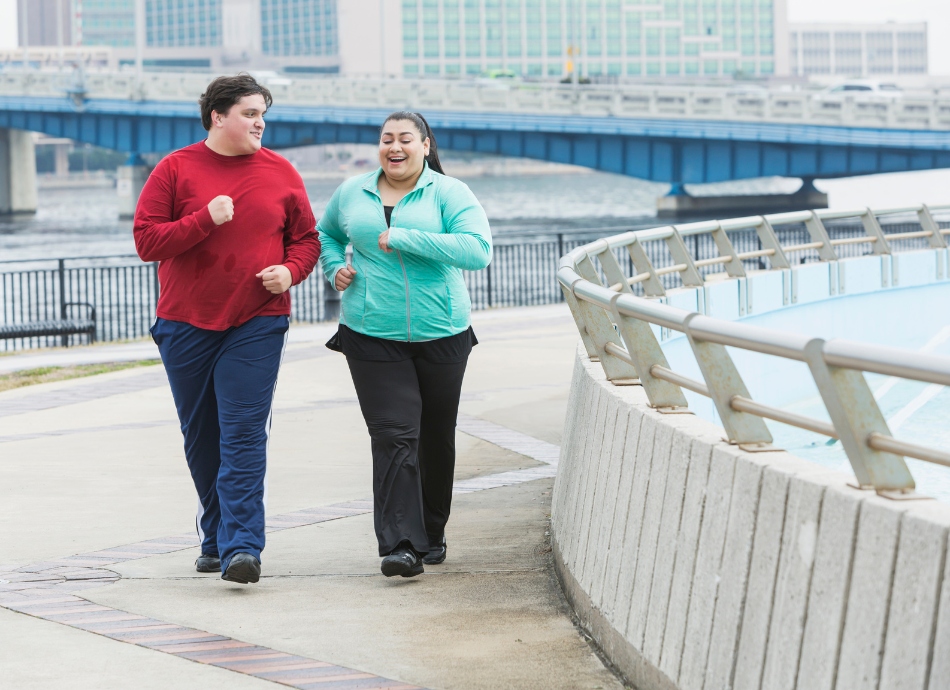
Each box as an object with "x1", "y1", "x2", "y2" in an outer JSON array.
[
  {"x1": 282, "y1": 189, "x2": 321, "y2": 286},
  {"x1": 133, "y1": 161, "x2": 218, "y2": 262}
]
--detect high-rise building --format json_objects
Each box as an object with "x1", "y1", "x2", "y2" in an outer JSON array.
[
  {"x1": 147, "y1": 0, "x2": 221, "y2": 50},
  {"x1": 79, "y1": 0, "x2": 135, "y2": 48},
  {"x1": 370, "y1": 0, "x2": 790, "y2": 79},
  {"x1": 17, "y1": 0, "x2": 75, "y2": 47},
  {"x1": 788, "y1": 22, "x2": 928, "y2": 78},
  {"x1": 261, "y1": 0, "x2": 338, "y2": 60},
  {"x1": 49, "y1": 0, "x2": 339, "y2": 71},
  {"x1": 18, "y1": 0, "x2": 791, "y2": 78}
]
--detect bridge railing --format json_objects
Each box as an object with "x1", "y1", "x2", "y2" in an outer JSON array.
[
  {"x1": 1, "y1": 69, "x2": 948, "y2": 130},
  {"x1": 558, "y1": 202, "x2": 950, "y2": 498}
]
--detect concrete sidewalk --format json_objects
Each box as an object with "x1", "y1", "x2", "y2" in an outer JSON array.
[{"x1": 0, "y1": 305, "x2": 625, "y2": 690}]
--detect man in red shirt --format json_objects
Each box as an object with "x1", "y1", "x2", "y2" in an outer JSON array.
[{"x1": 134, "y1": 74, "x2": 320, "y2": 585}]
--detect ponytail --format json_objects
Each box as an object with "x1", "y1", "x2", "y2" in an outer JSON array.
[{"x1": 381, "y1": 111, "x2": 445, "y2": 175}]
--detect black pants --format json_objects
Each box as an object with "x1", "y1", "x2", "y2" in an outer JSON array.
[{"x1": 346, "y1": 355, "x2": 468, "y2": 556}]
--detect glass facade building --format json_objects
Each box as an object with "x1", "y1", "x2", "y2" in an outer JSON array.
[
  {"x1": 79, "y1": 0, "x2": 136, "y2": 48},
  {"x1": 789, "y1": 22, "x2": 928, "y2": 77},
  {"x1": 147, "y1": 0, "x2": 221, "y2": 48},
  {"x1": 261, "y1": 0, "x2": 337, "y2": 57},
  {"x1": 70, "y1": 0, "x2": 337, "y2": 65},
  {"x1": 399, "y1": 0, "x2": 786, "y2": 78}
]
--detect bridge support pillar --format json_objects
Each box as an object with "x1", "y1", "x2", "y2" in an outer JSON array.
[
  {"x1": 0, "y1": 128, "x2": 37, "y2": 215},
  {"x1": 53, "y1": 143, "x2": 70, "y2": 177},
  {"x1": 117, "y1": 155, "x2": 149, "y2": 220}
]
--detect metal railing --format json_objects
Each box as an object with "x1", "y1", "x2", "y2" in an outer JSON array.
[
  {"x1": 0, "y1": 69, "x2": 948, "y2": 130},
  {"x1": 1, "y1": 217, "x2": 946, "y2": 352},
  {"x1": 558, "y1": 202, "x2": 950, "y2": 498}
]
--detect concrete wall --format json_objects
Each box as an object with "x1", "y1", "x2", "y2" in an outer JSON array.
[{"x1": 552, "y1": 347, "x2": 950, "y2": 690}]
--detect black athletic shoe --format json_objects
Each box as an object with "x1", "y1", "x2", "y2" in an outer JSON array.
[
  {"x1": 195, "y1": 554, "x2": 220, "y2": 573},
  {"x1": 380, "y1": 548, "x2": 424, "y2": 578},
  {"x1": 221, "y1": 553, "x2": 261, "y2": 584},
  {"x1": 422, "y1": 536, "x2": 446, "y2": 565}
]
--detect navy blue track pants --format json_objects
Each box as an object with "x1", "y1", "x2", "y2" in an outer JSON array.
[{"x1": 151, "y1": 315, "x2": 288, "y2": 572}]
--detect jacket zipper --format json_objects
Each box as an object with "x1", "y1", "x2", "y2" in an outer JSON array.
[{"x1": 388, "y1": 202, "x2": 412, "y2": 342}]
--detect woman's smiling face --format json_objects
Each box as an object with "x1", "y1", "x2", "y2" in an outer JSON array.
[{"x1": 379, "y1": 119, "x2": 429, "y2": 183}]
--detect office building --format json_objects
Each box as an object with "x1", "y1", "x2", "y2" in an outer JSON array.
[
  {"x1": 78, "y1": 0, "x2": 135, "y2": 48},
  {"x1": 18, "y1": 0, "x2": 339, "y2": 71},
  {"x1": 18, "y1": 0, "x2": 792, "y2": 78},
  {"x1": 788, "y1": 22, "x2": 928, "y2": 77},
  {"x1": 17, "y1": 0, "x2": 74, "y2": 47},
  {"x1": 374, "y1": 0, "x2": 791, "y2": 79}
]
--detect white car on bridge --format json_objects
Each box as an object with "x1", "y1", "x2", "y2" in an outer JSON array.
[{"x1": 812, "y1": 79, "x2": 903, "y2": 102}]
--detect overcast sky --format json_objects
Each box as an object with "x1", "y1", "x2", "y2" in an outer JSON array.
[{"x1": 0, "y1": 0, "x2": 945, "y2": 74}]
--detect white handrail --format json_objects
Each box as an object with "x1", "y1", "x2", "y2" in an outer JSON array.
[{"x1": 558, "y1": 202, "x2": 950, "y2": 496}]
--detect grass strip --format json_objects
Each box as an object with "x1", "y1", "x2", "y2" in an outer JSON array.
[{"x1": 0, "y1": 360, "x2": 160, "y2": 393}]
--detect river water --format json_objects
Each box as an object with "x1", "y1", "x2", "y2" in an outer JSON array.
[{"x1": 2, "y1": 162, "x2": 949, "y2": 262}]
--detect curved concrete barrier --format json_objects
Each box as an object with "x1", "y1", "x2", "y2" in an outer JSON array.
[{"x1": 552, "y1": 347, "x2": 950, "y2": 690}]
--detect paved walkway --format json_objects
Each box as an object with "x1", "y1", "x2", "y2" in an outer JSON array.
[{"x1": 0, "y1": 305, "x2": 625, "y2": 690}]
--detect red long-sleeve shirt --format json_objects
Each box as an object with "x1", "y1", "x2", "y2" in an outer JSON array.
[{"x1": 134, "y1": 142, "x2": 320, "y2": 330}]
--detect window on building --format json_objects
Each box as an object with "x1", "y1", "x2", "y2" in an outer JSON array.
[
  {"x1": 646, "y1": 27, "x2": 661, "y2": 56},
  {"x1": 897, "y1": 31, "x2": 928, "y2": 74},
  {"x1": 666, "y1": 28, "x2": 680, "y2": 56},
  {"x1": 867, "y1": 31, "x2": 895, "y2": 74}
]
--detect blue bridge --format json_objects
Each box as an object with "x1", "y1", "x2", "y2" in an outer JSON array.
[{"x1": 0, "y1": 70, "x2": 949, "y2": 213}]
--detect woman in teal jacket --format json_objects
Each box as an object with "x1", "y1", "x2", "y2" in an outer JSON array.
[{"x1": 319, "y1": 111, "x2": 492, "y2": 578}]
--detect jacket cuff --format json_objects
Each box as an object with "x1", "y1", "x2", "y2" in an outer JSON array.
[
  {"x1": 327, "y1": 264, "x2": 345, "y2": 291},
  {"x1": 387, "y1": 226, "x2": 410, "y2": 251},
  {"x1": 195, "y1": 206, "x2": 218, "y2": 235}
]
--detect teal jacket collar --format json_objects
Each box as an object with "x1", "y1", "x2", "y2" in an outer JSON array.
[{"x1": 362, "y1": 161, "x2": 436, "y2": 197}]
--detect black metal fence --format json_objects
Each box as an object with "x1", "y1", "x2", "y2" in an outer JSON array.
[{"x1": 1, "y1": 218, "x2": 946, "y2": 352}]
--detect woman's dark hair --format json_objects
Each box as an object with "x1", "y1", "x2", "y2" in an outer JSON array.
[
  {"x1": 199, "y1": 73, "x2": 274, "y2": 131},
  {"x1": 381, "y1": 111, "x2": 444, "y2": 175}
]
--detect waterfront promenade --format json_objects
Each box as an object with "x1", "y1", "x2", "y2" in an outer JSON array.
[{"x1": 0, "y1": 304, "x2": 623, "y2": 690}]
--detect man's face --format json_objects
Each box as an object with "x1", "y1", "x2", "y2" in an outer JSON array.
[{"x1": 210, "y1": 94, "x2": 267, "y2": 155}]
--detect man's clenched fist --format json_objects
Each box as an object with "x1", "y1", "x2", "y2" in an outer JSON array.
[
  {"x1": 256, "y1": 265, "x2": 293, "y2": 294},
  {"x1": 208, "y1": 195, "x2": 234, "y2": 225}
]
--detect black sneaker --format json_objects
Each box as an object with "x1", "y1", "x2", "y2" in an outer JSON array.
[
  {"x1": 195, "y1": 554, "x2": 220, "y2": 573},
  {"x1": 221, "y1": 553, "x2": 261, "y2": 584},
  {"x1": 380, "y1": 548, "x2": 424, "y2": 578},
  {"x1": 422, "y1": 536, "x2": 446, "y2": 565}
]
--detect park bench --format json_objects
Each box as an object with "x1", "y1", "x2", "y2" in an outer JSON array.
[{"x1": 0, "y1": 302, "x2": 97, "y2": 346}]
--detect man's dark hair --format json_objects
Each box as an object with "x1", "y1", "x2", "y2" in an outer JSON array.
[{"x1": 199, "y1": 74, "x2": 273, "y2": 131}]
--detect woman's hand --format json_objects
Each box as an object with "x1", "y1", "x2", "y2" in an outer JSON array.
[
  {"x1": 335, "y1": 264, "x2": 357, "y2": 291},
  {"x1": 378, "y1": 230, "x2": 392, "y2": 253},
  {"x1": 256, "y1": 265, "x2": 293, "y2": 294}
]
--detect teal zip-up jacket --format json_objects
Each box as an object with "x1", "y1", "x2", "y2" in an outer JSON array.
[{"x1": 317, "y1": 164, "x2": 492, "y2": 341}]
